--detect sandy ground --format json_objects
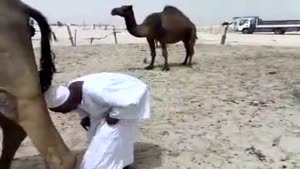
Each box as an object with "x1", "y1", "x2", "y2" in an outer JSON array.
[{"x1": 1, "y1": 26, "x2": 300, "y2": 168}]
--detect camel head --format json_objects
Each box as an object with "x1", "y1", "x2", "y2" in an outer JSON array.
[{"x1": 111, "y1": 5, "x2": 133, "y2": 17}]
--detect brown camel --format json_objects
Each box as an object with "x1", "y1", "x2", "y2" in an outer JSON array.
[
  {"x1": 0, "y1": 1, "x2": 76, "y2": 169},
  {"x1": 111, "y1": 5, "x2": 197, "y2": 71}
]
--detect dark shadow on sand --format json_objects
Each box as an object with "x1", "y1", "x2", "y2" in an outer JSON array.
[
  {"x1": 133, "y1": 142, "x2": 163, "y2": 169},
  {"x1": 127, "y1": 62, "x2": 197, "y2": 71},
  {"x1": 11, "y1": 142, "x2": 162, "y2": 169},
  {"x1": 11, "y1": 149, "x2": 86, "y2": 169}
]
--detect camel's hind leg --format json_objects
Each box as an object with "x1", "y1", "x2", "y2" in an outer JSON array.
[
  {"x1": 17, "y1": 94, "x2": 76, "y2": 169},
  {"x1": 182, "y1": 40, "x2": 190, "y2": 65},
  {"x1": 187, "y1": 44, "x2": 195, "y2": 66},
  {"x1": 0, "y1": 114, "x2": 26, "y2": 169},
  {"x1": 0, "y1": 89, "x2": 26, "y2": 169},
  {"x1": 187, "y1": 38, "x2": 196, "y2": 66}
]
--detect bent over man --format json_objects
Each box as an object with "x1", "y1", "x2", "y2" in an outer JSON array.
[{"x1": 44, "y1": 72, "x2": 151, "y2": 169}]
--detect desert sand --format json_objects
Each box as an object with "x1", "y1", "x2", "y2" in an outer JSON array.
[{"x1": 2, "y1": 26, "x2": 300, "y2": 169}]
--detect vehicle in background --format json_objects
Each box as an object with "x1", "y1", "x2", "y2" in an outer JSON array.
[{"x1": 233, "y1": 16, "x2": 300, "y2": 34}]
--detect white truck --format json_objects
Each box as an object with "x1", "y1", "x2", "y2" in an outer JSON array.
[{"x1": 233, "y1": 16, "x2": 300, "y2": 34}]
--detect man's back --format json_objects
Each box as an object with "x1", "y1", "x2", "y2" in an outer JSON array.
[{"x1": 69, "y1": 72, "x2": 148, "y2": 107}]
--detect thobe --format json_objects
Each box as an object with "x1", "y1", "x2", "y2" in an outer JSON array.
[{"x1": 67, "y1": 72, "x2": 150, "y2": 169}]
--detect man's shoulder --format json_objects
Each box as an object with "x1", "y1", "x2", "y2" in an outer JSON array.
[
  {"x1": 68, "y1": 72, "x2": 146, "y2": 89},
  {"x1": 67, "y1": 73, "x2": 100, "y2": 85}
]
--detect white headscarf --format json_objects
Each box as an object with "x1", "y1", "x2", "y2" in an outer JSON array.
[{"x1": 44, "y1": 85, "x2": 70, "y2": 108}]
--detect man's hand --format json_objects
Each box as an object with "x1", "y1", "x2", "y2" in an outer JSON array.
[
  {"x1": 80, "y1": 116, "x2": 90, "y2": 131},
  {"x1": 106, "y1": 115, "x2": 119, "y2": 125}
]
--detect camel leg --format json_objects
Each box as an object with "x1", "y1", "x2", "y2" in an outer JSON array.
[
  {"x1": 17, "y1": 95, "x2": 76, "y2": 169},
  {"x1": 187, "y1": 45, "x2": 195, "y2": 66},
  {"x1": 182, "y1": 41, "x2": 190, "y2": 65},
  {"x1": 144, "y1": 38, "x2": 156, "y2": 70},
  {"x1": 0, "y1": 114, "x2": 26, "y2": 169},
  {"x1": 0, "y1": 89, "x2": 26, "y2": 169},
  {"x1": 187, "y1": 39, "x2": 195, "y2": 66},
  {"x1": 160, "y1": 43, "x2": 170, "y2": 71}
]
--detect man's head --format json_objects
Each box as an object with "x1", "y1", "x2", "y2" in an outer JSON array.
[
  {"x1": 44, "y1": 82, "x2": 83, "y2": 113},
  {"x1": 44, "y1": 85, "x2": 69, "y2": 109}
]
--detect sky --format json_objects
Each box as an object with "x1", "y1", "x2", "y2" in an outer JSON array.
[{"x1": 23, "y1": 0, "x2": 300, "y2": 26}]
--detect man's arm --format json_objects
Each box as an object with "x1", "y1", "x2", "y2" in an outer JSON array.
[{"x1": 105, "y1": 113, "x2": 119, "y2": 125}]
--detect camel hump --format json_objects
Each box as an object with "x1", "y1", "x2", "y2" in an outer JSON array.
[
  {"x1": 163, "y1": 5, "x2": 180, "y2": 11},
  {"x1": 163, "y1": 5, "x2": 178, "y2": 10},
  {"x1": 163, "y1": 5, "x2": 185, "y2": 16},
  {"x1": 161, "y1": 6, "x2": 195, "y2": 31}
]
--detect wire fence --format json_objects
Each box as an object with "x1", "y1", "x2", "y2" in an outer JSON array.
[{"x1": 31, "y1": 23, "x2": 234, "y2": 47}]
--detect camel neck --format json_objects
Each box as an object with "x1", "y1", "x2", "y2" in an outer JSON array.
[
  {"x1": 124, "y1": 13, "x2": 147, "y2": 37},
  {"x1": 124, "y1": 14, "x2": 137, "y2": 31}
]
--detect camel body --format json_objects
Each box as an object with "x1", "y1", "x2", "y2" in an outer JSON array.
[
  {"x1": 0, "y1": 0, "x2": 76, "y2": 168},
  {"x1": 112, "y1": 5, "x2": 197, "y2": 71}
]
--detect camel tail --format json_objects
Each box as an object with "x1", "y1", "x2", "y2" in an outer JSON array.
[
  {"x1": 52, "y1": 32, "x2": 58, "y2": 42},
  {"x1": 23, "y1": 4, "x2": 56, "y2": 93},
  {"x1": 190, "y1": 26, "x2": 198, "y2": 45}
]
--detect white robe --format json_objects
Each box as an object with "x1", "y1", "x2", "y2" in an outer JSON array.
[{"x1": 67, "y1": 72, "x2": 150, "y2": 169}]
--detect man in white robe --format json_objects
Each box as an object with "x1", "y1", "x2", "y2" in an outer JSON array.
[{"x1": 43, "y1": 72, "x2": 151, "y2": 169}]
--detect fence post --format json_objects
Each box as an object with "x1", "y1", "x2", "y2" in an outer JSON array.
[
  {"x1": 66, "y1": 25, "x2": 75, "y2": 46},
  {"x1": 74, "y1": 29, "x2": 77, "y2": 46},
  {"x1": 113, "y1": 25, "x2": 118, "y2": 44},
  {"x1": 221, "y1": 25, "x2": 229, "y2": 45}
]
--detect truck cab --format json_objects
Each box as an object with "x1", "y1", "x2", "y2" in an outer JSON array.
[{"x1": 237, "y1": 17, "x2": 257, "y2": 34}]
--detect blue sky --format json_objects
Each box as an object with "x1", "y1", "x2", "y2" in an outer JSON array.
[{"x1": 23, "y1": 0, "x2": 300, "y2": 26}]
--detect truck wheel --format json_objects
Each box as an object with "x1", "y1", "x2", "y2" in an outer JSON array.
[
  {"x1": 274, "y1": 29, "x2": 284, "y2": 35},
  {"x1": 242, "y1": 29, "x2": 249, "y2": 34}
]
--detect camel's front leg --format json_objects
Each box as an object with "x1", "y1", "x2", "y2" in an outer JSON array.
[
  {"x1": 0, "y1": 89, "x2": 27, "y2": 169},
  {"x1": 0, "y1": 114, "x2": 26, "y2": 169},
  {"x1": 161, "y1": 43, "x2": 170, "y2": 71},
  {"x1": 17, "y1": 94, "x2": 76, "y2": 169},
  {"x1": 144, "y1": 38, "x2": 156, "y2": 70}
]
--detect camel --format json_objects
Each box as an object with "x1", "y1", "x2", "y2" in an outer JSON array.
[
  {"x1": 111, "y1": 5, "x2": 197, "y2": 71},
  {"x1": 0, "y1": 1, "x2": 76, "y2": 169}
]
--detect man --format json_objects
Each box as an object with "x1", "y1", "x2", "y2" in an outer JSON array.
[{"x1": 44, "y1": 72, "x2": 151, "y2": 169}]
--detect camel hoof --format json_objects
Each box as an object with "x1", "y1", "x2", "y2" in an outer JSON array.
[
  {"x1": 162, "y1": 67, "x2": 170, "y2": 71},
  {"x1": 181, "y1": 62, "x2": 187, "y2": 65},
  {"x1": 144, "y1": 65, "x2": 154, "y2": 70}
]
